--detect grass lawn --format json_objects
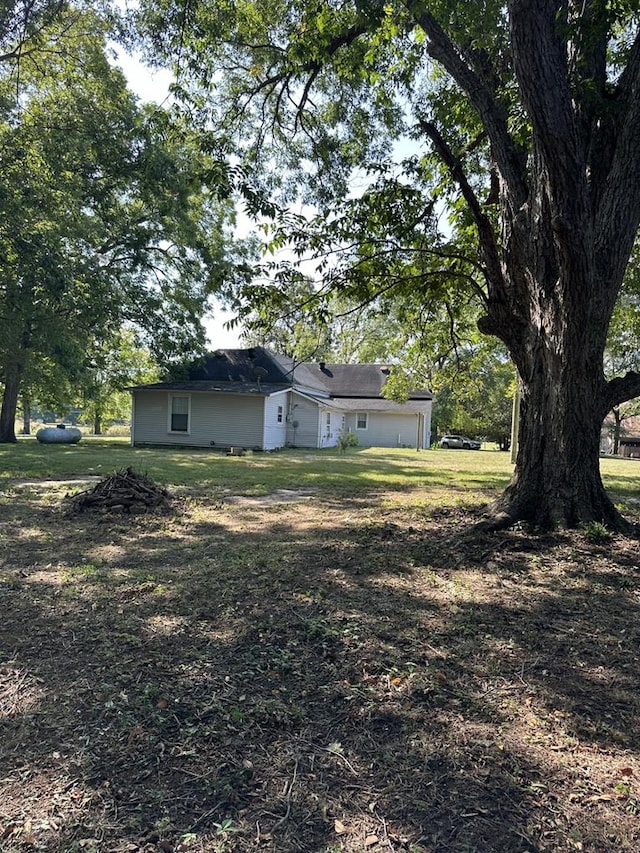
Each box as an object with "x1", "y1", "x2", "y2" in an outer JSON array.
[
  {"x1": 3, "y1": 436, "x2": 513, "y2": 490},
  {"x1": 1, "y1": 443, "x2": 639, "y2": 852}
]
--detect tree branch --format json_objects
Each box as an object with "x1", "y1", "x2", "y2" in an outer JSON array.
[
  {"x1": 0, "y1": 0, "x2": 72, "y2": 62},
  {"x1": 417, "y1": 119, "x2": 502, "y2": 297},
  {"x1": 405, "y1": 0, "x2": 528, "y2": 209},
  {"x1": 594, "y1": 27, "x2": 640, "y2": 295},
  {"x1": 507, "y1": 0, "x2": 586, "y2": 220},
  {"x1": 233, "y1": 19, "x2": 370, "y2": 126},
  {"x1": 604, "y1": 370, "x2": 640, "y2": 413}
]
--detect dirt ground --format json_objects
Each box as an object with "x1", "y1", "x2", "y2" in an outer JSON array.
[{"x1": 1, "y1": 479, "x2": 639, "y2": 852}]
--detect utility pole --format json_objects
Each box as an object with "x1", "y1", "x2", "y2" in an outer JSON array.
[{"x1": 510, "y1": 384, "x2": 520, "y2": 464}]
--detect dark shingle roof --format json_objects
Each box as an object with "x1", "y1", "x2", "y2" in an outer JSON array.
[
  {"x1": 291, "y1": 361, "x2": 431, "y2": 399},
  {"x1": 131, "y1": 348, "x2": 432, "y2": 400},
  {"x1": 187, "y1": 348, "x2": 295, "y2": 384}
]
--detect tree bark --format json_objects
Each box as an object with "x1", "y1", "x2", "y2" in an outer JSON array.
[
  {"x1": 477, "y1": 182, "x2": 632, "y2": 529},
  {"x1": 493, "y1": 342, "x2": 619, "y2": 528},
  {"x1": 467, "y1": 3, "x2": 640, "y2": 531},
  {"x1": 21, "y1": 393, "x2": 31, "y2": 435},
  {"x1": 0, "y1": 358, "x2": 23, "y2": 443},
  {"x1": 612, "y1": 409, "x2": 622, "y2": 456},
  {"x1": 94, "y1": 411, "x2": 102, "y2": 435}
]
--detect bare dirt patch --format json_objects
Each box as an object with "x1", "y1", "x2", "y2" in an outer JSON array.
[
  {"x1": 224, "y1": 489, "x2": 317, "y2": 507},
  {"x1": 0, "y1": 486, "x2": 639, "y2": 853},
  {"x1": 11, "y1": 477, "x2": 102, "y2": 488}
]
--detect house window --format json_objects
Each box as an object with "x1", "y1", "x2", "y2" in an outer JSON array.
[
  {"x1": 277, "y1": 405, "x2": 283, "y2": 423},
  {"x1": 356, "y1": 412, "x2": 368, "y2": 430},
  {"x1": 169, "y1": 395, "x2": 190, "y2": 433}
]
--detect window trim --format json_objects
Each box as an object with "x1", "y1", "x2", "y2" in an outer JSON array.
[
  {"x1": 168, "y1": 393, "x2": 191, "y2": 434},
  {"x1": 356, "y1": 411, "x2": 368, "y2": 430},
  {"x1": 277, "y1": 404, "x2": 284, "y2": 424}
]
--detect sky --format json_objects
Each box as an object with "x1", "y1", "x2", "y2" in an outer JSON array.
[{"x1": 113, "y1": 49, "x2": 245, "y2": 350}]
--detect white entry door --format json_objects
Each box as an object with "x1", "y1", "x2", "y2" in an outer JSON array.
[{"x1": 321, "y1": 410, "x2": 339, "y2": 447}]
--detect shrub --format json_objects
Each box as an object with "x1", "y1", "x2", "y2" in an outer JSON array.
[
  {"x1": 337, "y1": 432, "x2": 359, "y2": 453},
  {"x1": 580, "y1": 521, "x2": 612, "y2": 544}
]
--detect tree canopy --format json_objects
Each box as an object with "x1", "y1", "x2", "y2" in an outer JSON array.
[
  {"x1": 77, "y1": 328, "x2": 159, "y2": 435},
  {"x1": 0, "y1": 0, "x2": 68, "y2": 65},
  {"x1": 0, "y1": 6, "x2": 251, "y2": 441}
]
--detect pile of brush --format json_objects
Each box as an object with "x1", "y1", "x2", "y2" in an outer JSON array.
[{"x1": 68, "y1": 467, "x2": 172, "y2": 514}]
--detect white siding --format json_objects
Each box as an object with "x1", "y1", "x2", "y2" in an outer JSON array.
[
  {"x1": 263, "y1": 392, "x2": 289, "y2": 450},
  {"x1": 345, "y1": 403, "x2": 432, "y2": 448},
  {"x1": 286, "y1": 394, "x2": 321, "y2": 448},
  {"x1": 131, "y1": 389, "x2": 432, "y2": 451},
  {"x1": 132, "y1": 390, "x2": 266, "y2": 449}
]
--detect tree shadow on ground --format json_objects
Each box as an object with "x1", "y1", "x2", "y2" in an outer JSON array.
[{"x1": 0, "y1": 489, "x2": 639, "y2": 852}]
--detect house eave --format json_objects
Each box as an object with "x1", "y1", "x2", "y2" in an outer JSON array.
[{"x1": 129, "y1": 381, "x2": 290, "y2": 396}]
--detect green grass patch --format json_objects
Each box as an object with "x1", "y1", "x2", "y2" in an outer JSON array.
[
  {"x1": 0, "y1": 440, "x2": 513, "y2": 503},
  {"x1": 2, "y1": 439, "x2": 638, "y2": 508}
]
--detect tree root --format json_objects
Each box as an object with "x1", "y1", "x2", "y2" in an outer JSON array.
[{"x1": 475, "y1": 496, "x2": 640, "y2": 538}]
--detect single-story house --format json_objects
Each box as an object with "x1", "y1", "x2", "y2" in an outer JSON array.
[{"x1": 130, "y1": 347, "x2": 432, "y2": 451}]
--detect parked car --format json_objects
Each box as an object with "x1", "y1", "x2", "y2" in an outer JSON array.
[{"x1": 439, "y1": 434, "x2": 481, "y2": 450}]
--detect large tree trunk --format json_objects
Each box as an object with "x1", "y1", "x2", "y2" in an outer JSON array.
[
  {"x1": 494, "y1": 347, "x2": 618, "y2": 529},
  {"x1": 484, "y1": 1, "x2": 640, "y2": 530},
  {"x1": 94, "y1": 411, "x2": 102, "y2": 435},
  {"x1": 480, "y1": 211, "x2": 630, "y2": 529},
  {"x1": 474, "y1": 110, "x2": 632, "y2": 530},
  {"x1": 0, "y1": 358, "x2": 24, "y2": 443},
  {"x1": 417, "y1": 2, "x2": 638, "y2": 530}
]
